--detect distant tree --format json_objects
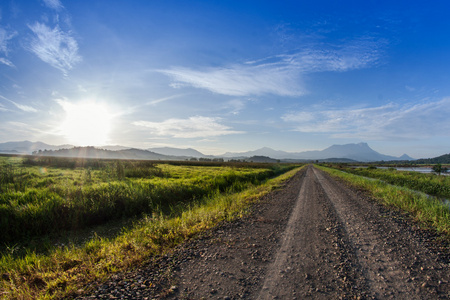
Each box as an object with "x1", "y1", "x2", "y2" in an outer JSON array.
[{"x1": 432, "y1": 163, "x2": 449, "y2": 175}]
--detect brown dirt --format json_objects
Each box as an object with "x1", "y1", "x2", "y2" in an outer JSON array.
[{"x1": 79, "y1": 165, "x2": 450, "y2": 299}]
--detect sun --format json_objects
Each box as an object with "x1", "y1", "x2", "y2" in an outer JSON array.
[{"x1": 58, "y1": 100, "x2": 113, "y2": 146}]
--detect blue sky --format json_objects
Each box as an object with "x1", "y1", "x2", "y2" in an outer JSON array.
[{"x1": 1, "y1": 0, "x2": 450, "y2": 158}]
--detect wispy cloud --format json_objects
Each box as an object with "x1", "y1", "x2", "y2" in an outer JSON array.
[
  {"x1": 117, "y1": 94, "x2": 184, "y2": 117},
  {"x1": 160, "y1": 64, "x2": 305, "y2": 97},
  {"x1": 0, "y1": 95, "x2": 38, "y2": 112},
  {"x1": 0, "y1": 57, "x2": 14, "y2": 67},
  {"x1": 282, "y1": 98, "x2": 450, "y2": 140},
  {"x1": 159, "y1": 37, "x2": 385, "y2": 97},
  {"x1": 0, "y1": 27, "x2": 17, "y2": 67},
  {"x1": 42, "y1": 0, "x2": 63, "y2": 10},
  {"x1": 278, "y1": 38, "x2": 385, "y2": 72},
  {"x1": 144, "y1": 94, "x2": 182, "y2": 106},
  {"x1": 224, "y1": 99, "x2": 247, "y2": 115},
  {"x1": 133, "y1": 116, "x2": 244, "y2": 138},
  {"x1": 28, "y1": 22, "x2": 81, "y2": 75}
]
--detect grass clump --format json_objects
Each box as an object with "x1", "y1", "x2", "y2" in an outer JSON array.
[{"x1": 317, "y1": 165, "x2": 450, "y2": 236}]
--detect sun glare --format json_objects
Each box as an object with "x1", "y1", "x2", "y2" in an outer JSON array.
[{"x1": 59, "y1": 100, "x2": 113, "y2": 146}]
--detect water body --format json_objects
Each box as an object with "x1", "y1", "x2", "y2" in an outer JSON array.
[
  {"x1": 369, "y1": 166, "x2": 449, "y2": 176},
  {"x1": 378, "y1": 166, "x2": 434, "y2": 173}
]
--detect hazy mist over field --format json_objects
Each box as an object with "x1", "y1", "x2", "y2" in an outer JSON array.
[{"x1": 1, "y1": 0, "x2": 450, "y2": 158}]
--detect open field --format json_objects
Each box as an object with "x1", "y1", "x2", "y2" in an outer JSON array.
[
  {"x1": 0, "y1": 156, "x2": 294, "y2": 245},
  {"x1": 0, "y1": 155, "x2": 300, "y2": 299}
]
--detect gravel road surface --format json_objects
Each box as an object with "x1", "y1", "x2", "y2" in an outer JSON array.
[{"x1": 79, "y1": 165, "x2": 450, "y2": 299}]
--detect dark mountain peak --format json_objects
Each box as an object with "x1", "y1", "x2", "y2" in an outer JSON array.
[{"x1": 399, "y1": 154, "x2": 415, "y2": 160}]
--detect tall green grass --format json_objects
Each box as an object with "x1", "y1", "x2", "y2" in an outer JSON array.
[
  {"x1": 317, "y1": 165, "x2": 450, "y2": 236},
  {"x1": 331, "y1": 165, "x2": 450, "y2": 198},
  {"x1": 0, "y1": 158, "x2": 303, "y2": 300},
  {"x1": 0, "y1": 157, "x2": 294, "y2": 245}
]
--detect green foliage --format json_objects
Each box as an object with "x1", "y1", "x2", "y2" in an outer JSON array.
[
  {"x1": 432, "y1": 163, "x2": 449, "y2": 175},
  {"x1": 0, "y1": 156, "x2": 296, "y2": 245},
  {"x1": 0, "y1": 164, "x2": 303, "y2": 300},
  {"x1": 0, "y1": 154, "x2": 301, "y2": 300},
  {"x1": 335, "y1": 165, "x2": 450, "y2": 198},
  {"x1": 414, "y1": 153, "x2": 450, "y2": 164},
  {"x1": 0, "y1": 161, "x2": 31, "y2": 193}
]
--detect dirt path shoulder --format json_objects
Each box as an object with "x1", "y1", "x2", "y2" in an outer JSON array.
[{"x1": 79, "y1": 165, "x2": 449, "y2": 299}]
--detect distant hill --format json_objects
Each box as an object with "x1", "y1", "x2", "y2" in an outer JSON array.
[
  {"x1": 414, "y1": 153, "x2": 450, "y2": 164},
  {"x1": 99, "y1": 145, "x2": 132, "y2": 151},
  {"x1": 35, "y1": 147, "x2": 176, "y2": 160},
  {"x1": 0, "y1": 149, "x2": 20, "y2": 154},
  {"x1": 148, "y1": 147, "x2": 207, "y2": 157},
  {"x1": 221, "y1": 143, "x2": 413, "y2": 162},
  {"x1": 398, "y1": 154, "x2": 415, "y2": 160},
  {"x1": 222, "y1": 147, "x2": 293, "y2": 159},
  {"x1": 0, "y1": 141, "x2": 73, "y2": 154},
  {"x1": 245, "y1": 156, "x2": 279, "y2": 163},
  {"x1": 0, "y1": 140, "x2": 419, "y2": 162}
]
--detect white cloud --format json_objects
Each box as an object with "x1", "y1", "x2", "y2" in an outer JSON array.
[
  {"x1": 133, "y1": 116, "x2": 244, "y2": 138},
  {"x1": 0, "y1": 57, "x2": 14, "y2": 67},
  {"x1": 282, "y1": 98, "x2": 450, "y2": 140},
  {"x1": 144, "y1": 94, "x2": 182, "y2": 106},
  {"x1": 227, "y1": 99, "x2": 246, "y2": 115},
  {"x1": 0, "y1": 95, "x2": 38, "y2": 112},
  {"x1": 28, "y1": 22, "x2": 81, "y2": 75},
  {"x1": 0, "y1": 27, "x2": 17, "y2": 67},
  {"x1": 42, "y1": 0, "x2": 63, "y2": 10},
  {"x1": 160, "y1": 63, "x2": 305, "y2": 97},
  {"x1": 159, "y1": 37, "x2": 385, "y2": 97},
  {"x1": 279, "y1": 37, "x2": 385, "y2": 72}
]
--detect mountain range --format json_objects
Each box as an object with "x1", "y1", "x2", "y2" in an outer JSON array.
[
  {"x1": 220, "y1": 143, "x2": 415, "y2": 162},
  {"x1": 0, "y1": 141, "x2": 417, "y2": 162}
]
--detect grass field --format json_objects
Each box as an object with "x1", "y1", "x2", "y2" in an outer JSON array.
[
  {"x1": 327, "y1": 164, "x2": 450, "y2": 198},
  {"x1": 0, "y1": 155, "x2": 301, "y2": 299}
]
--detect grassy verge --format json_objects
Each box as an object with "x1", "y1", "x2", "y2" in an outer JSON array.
[
  {"x1": 328, "y1": 164, "x2": 450, "y2": 198},
  {"x1": 0, "y1": 165, "x2": 303, "y2": 299},
  {"x1": 316, "y1": 165, "x2": 450, "y2": 237}
]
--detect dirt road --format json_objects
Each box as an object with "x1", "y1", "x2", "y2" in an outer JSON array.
[{"x1": 80, "y1": 165, "x2": 449, "y2": 299}]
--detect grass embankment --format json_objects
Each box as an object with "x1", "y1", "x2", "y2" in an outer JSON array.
[
  {"x1": 316, "y1": 165, "x2": 450, "y2": 237},
  {"x1": 334, "y1": 165, "x2": 450, "y2": 199},
  {"x1": 0, "y1": 156, "x2": 303, "y2": 299}
]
